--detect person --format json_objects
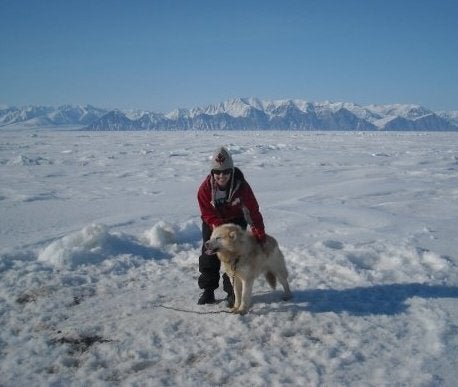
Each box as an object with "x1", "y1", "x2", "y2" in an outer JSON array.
[{"x1": 197, "y1": 146, "x2": 266, "y2": 306}]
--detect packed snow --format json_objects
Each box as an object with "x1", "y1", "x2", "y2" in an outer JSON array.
[{"x1": 1, "y1": 129, "x2": 457, "y2": 386}]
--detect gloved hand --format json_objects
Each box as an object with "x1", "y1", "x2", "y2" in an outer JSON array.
[{"x1": 251, "y1": 227, "x2": 266, "y2": 244}]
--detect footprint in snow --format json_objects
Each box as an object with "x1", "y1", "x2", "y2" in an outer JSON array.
[{"x1": 323, "y1": 240, "x2": 344, "y2": 250}]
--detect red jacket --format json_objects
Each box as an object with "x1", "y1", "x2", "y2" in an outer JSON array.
[{"x1": 197, "y1": 168, "x2": 265, "y2": 240}]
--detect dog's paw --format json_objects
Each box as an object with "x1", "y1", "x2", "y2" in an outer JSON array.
[
  {"x1": 282, "y1": 292, "x2": 293, "y2": 301},
  {"x1": 230, "y1": 307, "x2": 248, "y2": 315}
]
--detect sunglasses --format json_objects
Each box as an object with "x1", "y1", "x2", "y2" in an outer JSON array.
[{"x1": 212, "y1": 169, "x2": 232, "y2": 175}]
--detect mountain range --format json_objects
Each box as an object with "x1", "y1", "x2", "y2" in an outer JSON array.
[{"x1": 1, "y1": 98, "x2": 457, "y2": 131}]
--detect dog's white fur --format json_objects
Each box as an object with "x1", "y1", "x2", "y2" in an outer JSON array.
[{"x1": 205, "y1": 223, "x2": 292, "y2": 314}]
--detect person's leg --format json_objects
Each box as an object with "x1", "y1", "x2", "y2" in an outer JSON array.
[
  {"x1": 197, "y1": 222, "x2": 220, "y2": 304},
  {"x1": 233, "y1": 217, "x2": 248, "y2": 230}
]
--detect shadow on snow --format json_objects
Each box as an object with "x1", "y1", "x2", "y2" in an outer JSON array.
[{"x1": 253, "y1": 283, "x2": 458, "y2": 316}]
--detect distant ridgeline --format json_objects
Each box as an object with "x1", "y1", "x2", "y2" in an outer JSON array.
[{"x1": 1, "y1": 98, "x2": 457, "y2": 131}]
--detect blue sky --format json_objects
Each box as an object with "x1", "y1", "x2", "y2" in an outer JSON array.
[{"x1": 1, "y1": 0, "x2": 457, "y2": 112}]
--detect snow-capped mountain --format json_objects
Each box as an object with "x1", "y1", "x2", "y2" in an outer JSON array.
[
  {"x1": 0, "y1": 105, "x2": 107, "y2": 128},
  {"x1": 1, "y1": 98, "x2": 457, "y2": 131},
  {"x1": 86, "y1": 98, "x2": 457, "y2": 131},
  {"x1": 438, "y1": 110, "x2": 458, "y2": 127}
]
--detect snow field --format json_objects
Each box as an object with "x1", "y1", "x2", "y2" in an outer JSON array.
[{"x1": 1, "y1": 129, "x2": 457, "y2": 386}]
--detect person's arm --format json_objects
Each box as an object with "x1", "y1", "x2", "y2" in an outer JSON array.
[
  {"x1": 241, "y1": 182, "x2": 266, "y2": 242},
  {"x1": 197, "y1": 179, "x2": 223, "y2": 228}
]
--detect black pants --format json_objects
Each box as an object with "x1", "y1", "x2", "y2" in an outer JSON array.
[{"x1": 198, "y1": 218, "x2": 247, "y2": 294}]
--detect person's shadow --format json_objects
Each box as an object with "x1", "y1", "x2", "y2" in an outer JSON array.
[{"x1": 253, "y1": 283, "x2": 458, "y2": 316}]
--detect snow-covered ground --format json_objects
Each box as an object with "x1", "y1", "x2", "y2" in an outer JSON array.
[{"x1": 1, "y1": 129, "x2": 457, "y2": 386}]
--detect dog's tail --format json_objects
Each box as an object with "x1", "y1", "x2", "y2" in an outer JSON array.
[{"x1": 265, "y1": 271, "x2": 277, "y2": 289}]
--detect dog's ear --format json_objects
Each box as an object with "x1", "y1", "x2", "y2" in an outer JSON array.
[{"x1": 229, "y1": 231, "x2": 237, "y2": 240}]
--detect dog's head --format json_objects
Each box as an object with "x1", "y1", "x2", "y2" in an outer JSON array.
[{"x1": 205, "y1": 223, "x2": 244, "y2": 255}]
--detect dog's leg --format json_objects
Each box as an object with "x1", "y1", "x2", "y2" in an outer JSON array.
[
  {"x1": 231, "y1": 277, "x2": 242, "y2": 312},
  {"x1": 276, "y1": 253, "x2": 292, "y2": 301},
  {"x1": 276, "y1": 272, "x2": 292, "y2": 300},
  {"x1": 237, "y1": 277, "x2": 254, "y2": 315},
  {"x1": 279, "y1": 277, "x2": 292, "y2": 300}
]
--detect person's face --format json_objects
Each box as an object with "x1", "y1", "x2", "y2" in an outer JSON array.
[{"x1": 212, "y1": 169, "x2": 232, "y2": 187}]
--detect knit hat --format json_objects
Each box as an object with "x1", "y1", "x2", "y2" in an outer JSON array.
[{"x1": 210, "y1": 146, "x2": 234, "y2": 170}]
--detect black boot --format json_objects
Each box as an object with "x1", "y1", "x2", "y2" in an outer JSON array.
[
  {"x1": 197, "y1": 289, "x2": 215, "y2": 305},
  {"x1": 226, "y1": 293, "x2": 235, "y2": 308}
]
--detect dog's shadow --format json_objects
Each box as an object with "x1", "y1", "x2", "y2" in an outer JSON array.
[{"x1": 252, "y1": 283, "x2": 458, "y2": 316}]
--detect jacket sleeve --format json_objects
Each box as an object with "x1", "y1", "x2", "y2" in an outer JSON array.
[
  {"x1": 197, "y1": 178, "x2": 223, "y2": 228},
  {"x1": 241, "y1": 181, "x2": 265, "y2": 237}
]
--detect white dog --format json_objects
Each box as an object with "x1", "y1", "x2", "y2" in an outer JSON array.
[{"x1": 205, "y1": 223, "x2": 292, "y2": 314}]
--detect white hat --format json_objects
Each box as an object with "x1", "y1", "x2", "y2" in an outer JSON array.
[{"x1": 210, "y1": 146, "x2": 234, "y2": 170}]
